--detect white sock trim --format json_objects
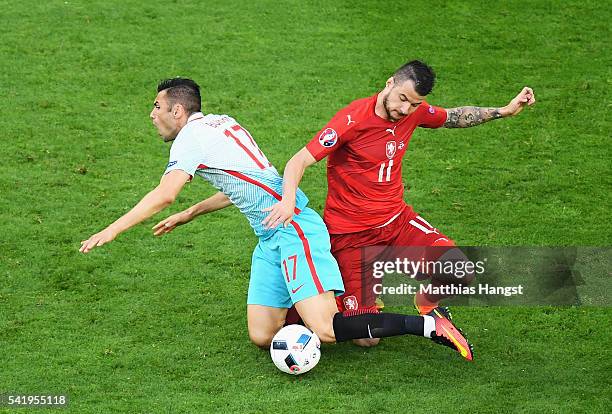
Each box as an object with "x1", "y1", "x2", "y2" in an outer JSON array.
[{"x1": 423, "y1": 315, "x2": 435, "y2": 338}]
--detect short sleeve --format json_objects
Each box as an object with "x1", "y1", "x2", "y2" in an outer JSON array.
[
  {"x1": 418, "y1": 103, "x2": 447, "y2": 129},
  {"x1": 164, "y1": 134, "x2": 203, "y2": 178},
  {"x1": 305, "y1": 106, "x2": 355, "y2": 161}
]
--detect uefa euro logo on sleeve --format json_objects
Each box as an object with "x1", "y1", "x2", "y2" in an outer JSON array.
[{"x1": 318, "y1": 128, "x2": 338, "y2": 148}]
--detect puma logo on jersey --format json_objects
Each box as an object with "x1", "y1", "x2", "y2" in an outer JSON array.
[
  {"x1": 385, "y1": 126, "x2": 397, "y2": 137},
  {"x1": 347, "y1": 114, "x2": 355, "y2": 125}
]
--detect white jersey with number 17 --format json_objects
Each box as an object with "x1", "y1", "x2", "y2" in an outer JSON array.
[{"x1": 164, "y1": 112, "x2": 309, "y2": 239}]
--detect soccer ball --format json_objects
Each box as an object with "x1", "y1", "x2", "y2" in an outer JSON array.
[{"x1": 270, "y1": 324, "x2": 321, "y2": 375}]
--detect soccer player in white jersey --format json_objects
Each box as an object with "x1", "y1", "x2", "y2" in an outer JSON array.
[{"x1": 79, "y1": 78, "x2": 473, "y2": 360}]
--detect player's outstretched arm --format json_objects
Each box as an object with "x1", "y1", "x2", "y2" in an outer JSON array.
[
  {"x1": 262, "y1": 147, "x2": 317, "y2": 229},
  {"x1": 152, "y1": 191, "x2": 232, "y2": 236},
  {"x1": 443, "y1": 87, "x2": 535, "y2": 128},
  {"x1": 79, "y1": 170, "x2": 190, "y2": 253}
]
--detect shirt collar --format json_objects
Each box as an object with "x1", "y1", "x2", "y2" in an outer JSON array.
[{"x1": 188, "y1": 112, "x2": 204, "y2": 122}]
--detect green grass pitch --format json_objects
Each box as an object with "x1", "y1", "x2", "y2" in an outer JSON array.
[{"x1": 1, "y1": 0, "x2": 610, "y2": 412}]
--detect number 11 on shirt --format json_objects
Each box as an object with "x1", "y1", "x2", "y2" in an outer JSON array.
[{"x1": 378, "y1": 160, "x2": 394, "y2": 182}]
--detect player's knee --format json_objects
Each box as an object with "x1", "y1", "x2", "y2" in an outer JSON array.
[
  {"x1": 248, "y1": 329, "x2": 275, "y2": 349},
  {"x1": 456, "y1": 257, "x2": 475, "y2": 284},
  {"x1": 308, "y1": 320, "x2": 336, "y2": 343},
  {"x1": 460, "y1": 268, "x2": 475, "y2": 285},
  {"x1": 353, "y1": 338, "x2": 380, "y2": 347},
  {"x1": 440, "y1": 248, "x2": 476, "y2": 285}
]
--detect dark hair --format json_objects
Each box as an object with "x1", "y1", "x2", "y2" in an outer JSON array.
[
  {"x1": 157, "y1": 78, "x2": 201, "y2": 114},
  {"x1": 393, "y1": 60, "x2": 436, "y2": 96}
]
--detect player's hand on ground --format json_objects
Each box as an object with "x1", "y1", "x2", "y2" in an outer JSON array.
[
  {"x1": 79, "y1": 228, "x2": 118, "y2": 253},
  {"x1": 262, "y1": 199, "x2": 295, "y2": 229},
  {"x1": 152, "y1": 211, "x2": 192, "y2": 236},
  {"x1": 501, "y1": 87, "x2": 536, "y2": 117}
]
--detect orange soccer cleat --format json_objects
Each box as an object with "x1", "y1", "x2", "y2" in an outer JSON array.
[{"x1": 428, "y1": 307, "x2": 474, "y2": 361}]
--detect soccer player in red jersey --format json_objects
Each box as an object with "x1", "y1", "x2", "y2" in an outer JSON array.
[{"x1": 264, "y1": 60, "x2": 536, "y2": 347}]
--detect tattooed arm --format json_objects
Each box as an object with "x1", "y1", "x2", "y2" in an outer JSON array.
[
  {"x1": 443, "y1": 87, "x2": 536, "y2": 128},
  {"x1": 443, "y1": 107, "x2": 503, "y2": 128}
]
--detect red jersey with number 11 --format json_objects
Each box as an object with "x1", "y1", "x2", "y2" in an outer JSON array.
[{"x1": 305, "y1": 94, "x2": 447, "y2": 234}]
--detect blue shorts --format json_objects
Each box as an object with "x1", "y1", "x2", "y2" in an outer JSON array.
[{"x1": 247, "y1": 207, "x2": 344, "y2": 308}]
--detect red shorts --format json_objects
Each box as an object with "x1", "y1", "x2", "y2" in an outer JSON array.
[{"x1": 331, "y1": 206, "x2": 455, "y2": 312}]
